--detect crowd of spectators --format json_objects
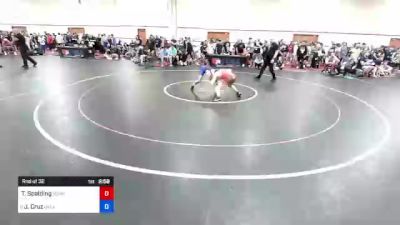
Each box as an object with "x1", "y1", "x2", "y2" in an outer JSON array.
[
  {"x1": 0, "y1": 31, "x2": 65, "y2": 56},
  {"x1": 200, "y1": 38, "x2": 400, "y2": 78},
  {"x1": 1, "y1": 30, "x2": 399, "y2": 77}
]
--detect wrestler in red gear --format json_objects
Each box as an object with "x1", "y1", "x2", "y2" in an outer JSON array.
[{"x1": 210, "y1": 69, "x2": 242, "y2": 101}]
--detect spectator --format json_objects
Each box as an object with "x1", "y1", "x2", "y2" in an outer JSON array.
[
  {"x1": 155, "y1": 35, "x2": 162, "y2": 49},
  {"x1": 310, "y1": 43, "x2": 324, "y2": 68},
  {"x1": 47, "y1": 33, "x2": 55, "y2": 50},
  {"x1": 64, "y1": 32, "x2": 71, "y2": 44},
  {"x1": 146, "y1": 35, "x2": 156, "y2": 56},
  {"x1": 137, "y1": 46, "x2": 147, "y2": 65},
  {"x1": 287, "y1": 41, "x2": 294, "y2": 65},
  {"x1": 93, "y1": 35, "x2": 105, "y2": 54},
  {"x1": 135, "y1": 35, "x2": 142, "y2": 47},
  {"x1": 342, "y1": 57, "x2": 357, "y2": 76},
  {"x1": 200, "y1": 41, "x2": 208, "y2": 57},
  {"x1": 159, "y1": 46, "x2": 169, "y2": 67},
  {"x1": 235, "y1": 39, "x2": 245, "y2": 55},
  {"x1": 56, "y1": 33, "x2": 64, "y2": 45},
  {"x1": 1, "y1": 37, "x2": 17, "y2": 55},
  {"x1": 350, "y1": 43, "x2": 361, "y2": 60},
  {"x1": 254, "y1": 49, "x2": 263, "y2": 69},
  {"x1": 377, "y1": 61, "x2": 393, "y2": 76},
  {"x1": 161, "y1": 36, "x2": 167, "y2": 48},
  {"x1": 340, "y1": 42, "x2": 348, "y2": 60},
  {"x1": 223, "y1": 41, "x2": 231, "y2": 55},
  {"x1": 101, "y1": 34, "x2": 108, "y2": 47},
  {"x1": 247, "y1": 37, "x2": 254, "y2": 65},
  {"x1": 185, "y1": 37, "x2": 194, "y2": 60},
  {"x1": 322, "y1": 51, "x2": 340, "y2": 74},
  {"x1": 215, "y1": 39, "x2": 224, "y2": 55},
  {"x1": 207, "y1": 40, "x2": 216, "y2": 54},
  {"x1": 278, "y1": 41, "x2": 288, "y2": 68},
  {"x1": 359, "y1": 51, "x2": 376, "y2": 77},
  {"x1": 392, "y1": 49, "x2": 400, "y2": 69},
  {"x1": 170, "y1": 45, "x2": 178, "y2": 66},
  {"x1": 297, "y1": 42, "x2": 308, "y2": 69}
]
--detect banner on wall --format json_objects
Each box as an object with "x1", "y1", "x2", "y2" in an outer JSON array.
[
  {"x1": 293, "y1": 34, "x2": 319, "y2": 43},
  {"x1": 12, "y1": 26, "x2": 27, "y2": 34},
  {"x1": 389, "y1": 38, "x2": 400, "y2": 48}
]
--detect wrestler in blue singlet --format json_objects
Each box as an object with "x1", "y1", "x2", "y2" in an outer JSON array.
[{"x1": 191, "y1": 62, "x2": 212, "y2": 90}]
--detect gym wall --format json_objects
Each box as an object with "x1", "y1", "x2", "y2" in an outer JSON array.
[
  {"x1": 0, "y1": 0, "x2": 170, "y2": 39},
  {"x1": 1, "y1": 0, "x2": 399, "y2": 46},
  {"x1": 177, "y1": 0, "x2": 400, "y2": 45}
]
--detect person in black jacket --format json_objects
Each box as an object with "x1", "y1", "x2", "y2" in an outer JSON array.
[
  {"x1": 342, "y1": 57, "x2": 357, "y2": 76},
  {"x1": 215, "y1": 39, "x2": 224, "y2": 55},
  {"x1": 183, "y1": 37, "x2": 194, "y2": 60},
  {"x1": 146, "y1": 35, "x2": 156, "y2": 56},
  {"x1": 256, "y1": 41, "x2": 279, "y2": 80},
  {"x1": 14, "y1": 33, "x2": 37, "y2": 69},
  {"x1": 297, "y1": 43, "x2": 308, "y2": 69}
]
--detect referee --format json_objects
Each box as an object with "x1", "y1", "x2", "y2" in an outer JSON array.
[
  {"x1": 256, "y1": 41, "x2": 279, "y2": 81},
  {"x1": 15, "y1": 33, "x2": 37, "y2": 69}
]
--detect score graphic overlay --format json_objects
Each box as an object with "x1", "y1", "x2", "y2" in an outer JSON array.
[{"x1": 18, "y1": 176, "x2": 114, "y2": 213}]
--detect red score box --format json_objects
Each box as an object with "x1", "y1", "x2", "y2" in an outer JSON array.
[{"x1": 100, "y1": 186, "x2": 114, "y2": 200}]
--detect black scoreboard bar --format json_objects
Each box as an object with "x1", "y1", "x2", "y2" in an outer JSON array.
[{"x1": 18, "y1": 176, "x2": 114, "y2": 186}]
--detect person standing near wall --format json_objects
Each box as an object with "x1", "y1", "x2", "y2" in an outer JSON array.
[
  {"x1": 135, "y1": 35, "x2": 142, "y2": 47},
  {"x1": 247, "y1": 37, "x2": 255, "y2": 67},
  {"x1": 185, "y1": 38, "x2": 194, "y2": 62},
  {"x1": 215, "y1": 40, "x2": 223, "y2": 55},
  {"x1": 223, "y1": 41, "x2": 231, "y2": 55},
  {"x1": 14, "y1": 33, "x2": 37, "y2": 69},
  {"x1": 46, "y1": 33, "x2": 53, "y2": 50},
  {"x1": 253, "y1": 42, "x2": 263, "y2": 69},
  {"x1": 56, "y1": 33, "x2": 64, "y2": 46},
  {"x1": 340, "y1": 42, "x2": 348, "y2": 60},
  {"x1": 101, "y1": 34, "x2": 108, "y2": 48},
  {"x1": 200, "y1": 41, "x2": 208, "y2": 57},
  {"x1": 235, "y1": 39, "x2": 245, "y2": 56},
  {"x1": 155, "y1": 36, "x2": 161, "y2": 50}
]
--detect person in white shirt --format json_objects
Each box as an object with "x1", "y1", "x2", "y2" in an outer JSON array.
[
  {"x1": 38, "y1": 35, "x2": 46, "y2": 54},
  {"x1": 207, "y1": 41, "x2": 215, "y2": 55},
  {"x1": 247, "y1": 37, "x2": 255, "y2": 67},
  {"x1": 293, "y1": 42, "x2": 298, "y2": 66},
  {"x1": 56, "y1": 33, "x2": 64, "y2": 45},
  {"x1": 101, "y1": 34, "x2": 108, "y2": 47},
  {"x1": 350, "y1": 45, "x2": 361, "y2": 61}
]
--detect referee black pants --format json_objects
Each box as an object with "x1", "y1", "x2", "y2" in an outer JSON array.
[
  {"x1": 20, "y1": 50, "x2": 37, "y2": 67},
  {"x1": 257, "y1": 58, "x2": 276, "y2": 79}
]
